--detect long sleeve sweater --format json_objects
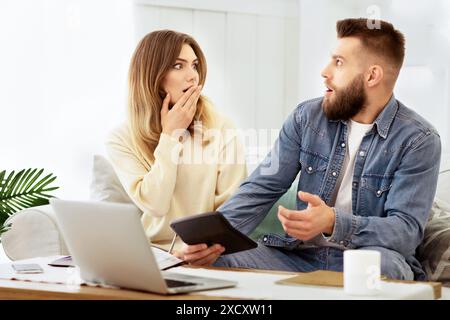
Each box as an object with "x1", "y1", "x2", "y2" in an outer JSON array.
[{"x1": 105, "y1": 113, "x2": 247, "y2": 251}]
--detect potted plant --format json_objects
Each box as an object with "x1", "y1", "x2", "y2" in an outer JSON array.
[{"x1": 0, "y1": 168, "x2": 59, "y2": 239}]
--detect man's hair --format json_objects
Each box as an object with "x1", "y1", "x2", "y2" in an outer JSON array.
[{"x1": 337, "y1": 18, "x2": 405, "y2": 73}]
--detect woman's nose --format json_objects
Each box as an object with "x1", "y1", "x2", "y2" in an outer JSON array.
[{"x1": 186, "y1": 67, "x2": 198, "y2": 82}]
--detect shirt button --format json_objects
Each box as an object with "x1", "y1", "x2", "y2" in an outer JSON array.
[
  {"x1": 307, "y1": 166, "x2": 313, "y2": 172},
  {"x1": 353, "y1": 182, "x2": 358, "y2": 187},
  {"x1": 339, "y1": 241, "x2": 345, "y2": 245},
  {"x1": 263, "y1": 237, "x2": 268, "y2": 242},
  {"x1": 341, "y1": 143, "x2": 346, "y2": 148},
  {"x1": 376, "y1": 190, "x2": 382, "y2": 196},
  {"x1": 332, "y1": 172, "x2": 337, "y2": 177},
  {"x1": 359, "y1": 151, "x2": 365, "y2": 157}
]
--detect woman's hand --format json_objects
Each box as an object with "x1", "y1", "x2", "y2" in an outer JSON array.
[
  {"x1": 173, "y1": 243, "x2": 225, "y2": 266},
  {"x1": 161, "y1": 85, "x2": 202, "y2": 137}
]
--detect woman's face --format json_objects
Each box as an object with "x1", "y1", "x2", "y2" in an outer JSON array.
[{"x1": 163, "y1": 44, "x2": 200, "y2": 105}]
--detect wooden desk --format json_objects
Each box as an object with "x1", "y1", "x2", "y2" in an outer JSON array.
[{"x1": 0, "y1": 266, "x2": 441, "y2": 300}]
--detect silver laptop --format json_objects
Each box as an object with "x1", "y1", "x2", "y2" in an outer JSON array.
[{"x1": 50, "y1": 199, "x2": 236, "y2": 294}]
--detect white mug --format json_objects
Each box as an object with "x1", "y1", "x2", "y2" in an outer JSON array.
[{"x1": 344, "y1": 250, "x2": 381, "y2": 296}]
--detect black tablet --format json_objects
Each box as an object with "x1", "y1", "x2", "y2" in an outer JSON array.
[{"x1": 170, "y1": 212, "x2": 257, "y2": 255}]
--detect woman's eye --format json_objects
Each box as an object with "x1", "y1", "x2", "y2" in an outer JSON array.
[
  {"x1": 193, "y1": 63, "x2": 199, "y2": 70},
  {"x1": 173, "y1": 63, "x2": 182, "y2": 70}
]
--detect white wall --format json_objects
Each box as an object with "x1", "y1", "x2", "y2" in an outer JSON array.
[
  {"x1": 0, "y1": 0, "x2": 135, "y2": 200},
  {"x1": 133, "y1": 0, "x2": 299, "y2": 132},
  {"x1": 297, "y1": 0, "x2": 359, "y2": 101}
]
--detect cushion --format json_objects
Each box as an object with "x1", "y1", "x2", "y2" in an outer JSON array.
[
  {"x1": 89, "y1": 154, "x2": 133, "y2": 203},
  {"x1": 435, "y1": 168, "x2": 450, "y2": 206},
  {"x1": 250, "y1": 180, "x2": 298, "y2": 240},
  {"x1": 1, "y1": 205, "x2": 69, "y2": 260},
  {"x1": 416, "y1": 159, "x2": 450, "y2": 286},
  {"x1": 417, "y1": 198, "x2": 450, "y2": 287}
]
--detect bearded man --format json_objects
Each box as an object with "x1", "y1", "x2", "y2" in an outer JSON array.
[{"x1": 179, "y1": 18, "x2": 441, "y2": 281}]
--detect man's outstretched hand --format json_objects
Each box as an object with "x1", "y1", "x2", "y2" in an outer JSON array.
[{"x1": 277, "y1": 191, "x2": 335, "y2": 241}]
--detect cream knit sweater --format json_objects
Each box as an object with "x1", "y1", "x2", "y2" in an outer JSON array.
[{"x1": 105, "y1": 113, "x2": 247, "y2": 251}]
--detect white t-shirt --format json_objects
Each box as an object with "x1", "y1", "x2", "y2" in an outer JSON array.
[{"x1": 334, "y1": 120, "x2": 374, "y2": 214}]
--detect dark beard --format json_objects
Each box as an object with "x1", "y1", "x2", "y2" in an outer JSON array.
[{"x1": 322, "y1": 74, "x2": 367, "y2": 121}]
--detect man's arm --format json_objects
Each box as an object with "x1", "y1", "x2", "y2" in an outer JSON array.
[{"x1": 218, "y1": 105, "x2": 305, "y2": 234}]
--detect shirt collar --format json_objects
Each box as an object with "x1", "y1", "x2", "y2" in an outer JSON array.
[
  {"x1": 373, "y1": 94, "x2": 398, "y2": 140},
  {"x1": 327, "y1": 94, "x2": 398, "y2": 139}
]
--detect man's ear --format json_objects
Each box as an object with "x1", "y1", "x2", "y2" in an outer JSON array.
[{"x1": 366, "y1": 65, "x2": 384, "y2": 88}]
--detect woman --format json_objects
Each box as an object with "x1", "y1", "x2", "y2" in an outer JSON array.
[{"x1": 106, "y1": 30, "x2": 247, "y2": 265}]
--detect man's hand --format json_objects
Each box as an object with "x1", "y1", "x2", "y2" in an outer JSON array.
[
  {"x1": 277, "y1": 191, "x2": 335, "y2": 241},
  {"x1": 173, "y1": 243, "x2": 225, "y2": 266}
]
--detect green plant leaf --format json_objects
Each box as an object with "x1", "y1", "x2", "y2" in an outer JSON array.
[
  {"x1": 0, "y1": 171, "x2": 6, "y2": 193},
  {"x1": 0, "y1": 171, "x2": 14, "y2": 197},
  {"x1": 23, "y1": 169, "x2": 43, "y2": 194},
  {"x1": 11, "y1": 169, "x2": 26, "y2": 197},
  {"x1": 17, "y1": 169, "x2": 37, "y2": 195},
  {"x1": 0, "y1": 168, "x2": 59, "y2": 232}
]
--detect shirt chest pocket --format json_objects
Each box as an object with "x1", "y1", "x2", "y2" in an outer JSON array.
[
  {"x1": 359, "y1": 175, "x2": 393, "y2": 216},
  {"x1": 298, "y1": 151, "x2": 328, "y2": 195}
]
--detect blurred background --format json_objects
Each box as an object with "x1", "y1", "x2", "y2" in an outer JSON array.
[{"x1": 1, "y1": 0, "x2": 449, "y2": 200}]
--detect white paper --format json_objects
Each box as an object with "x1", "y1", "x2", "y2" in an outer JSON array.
[
  {"x1": 151, "y1": 247, "x2": 183, "y2": 270},
  {"x1": 0, "y1": 256, "x2": 85, "y2": 286}
]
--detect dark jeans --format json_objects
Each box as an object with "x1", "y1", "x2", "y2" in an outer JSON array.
[{"x1": 214, "y1": 243, "x2": 414, "y2": 280}]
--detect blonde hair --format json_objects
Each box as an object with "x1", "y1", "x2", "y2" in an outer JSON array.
[{"x1": 127, "y1": 30, "x2": 213, "y2": 165}]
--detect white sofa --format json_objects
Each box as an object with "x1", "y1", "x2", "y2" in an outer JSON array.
[{"x1": 2, "y1": 154, "x2": 450, "y2": 287}]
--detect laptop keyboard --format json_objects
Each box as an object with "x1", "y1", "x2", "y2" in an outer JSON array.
[{"x1": 165, "y1": 278, "x2": 197, "y2": 288}]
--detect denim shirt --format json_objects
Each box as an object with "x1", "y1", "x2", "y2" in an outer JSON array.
[{"x1": 218, "y1": 95, "x2": 441, "y2": 278}]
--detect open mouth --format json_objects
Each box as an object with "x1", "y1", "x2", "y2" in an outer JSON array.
[{"x1": 324, "y1": 84, "x2": 334, "y2": 95}]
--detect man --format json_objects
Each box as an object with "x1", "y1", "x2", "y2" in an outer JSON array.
[{"x1": 178, "y1": 18, "x2": 441, "y2": 280}]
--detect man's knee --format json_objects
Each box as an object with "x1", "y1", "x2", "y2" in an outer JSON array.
[
  {"x1": 357, "y1": 246, "x2": 413, "y2": 280},
  {"x1": 213, "y1": 255, "x2": 234, "y2": 268},
  {"x1": 213, "y1": 244, "x2": 313, "y2": 272},
  {"x1": 212, "y1": 245, "x2": 265, "y2": 269}
]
